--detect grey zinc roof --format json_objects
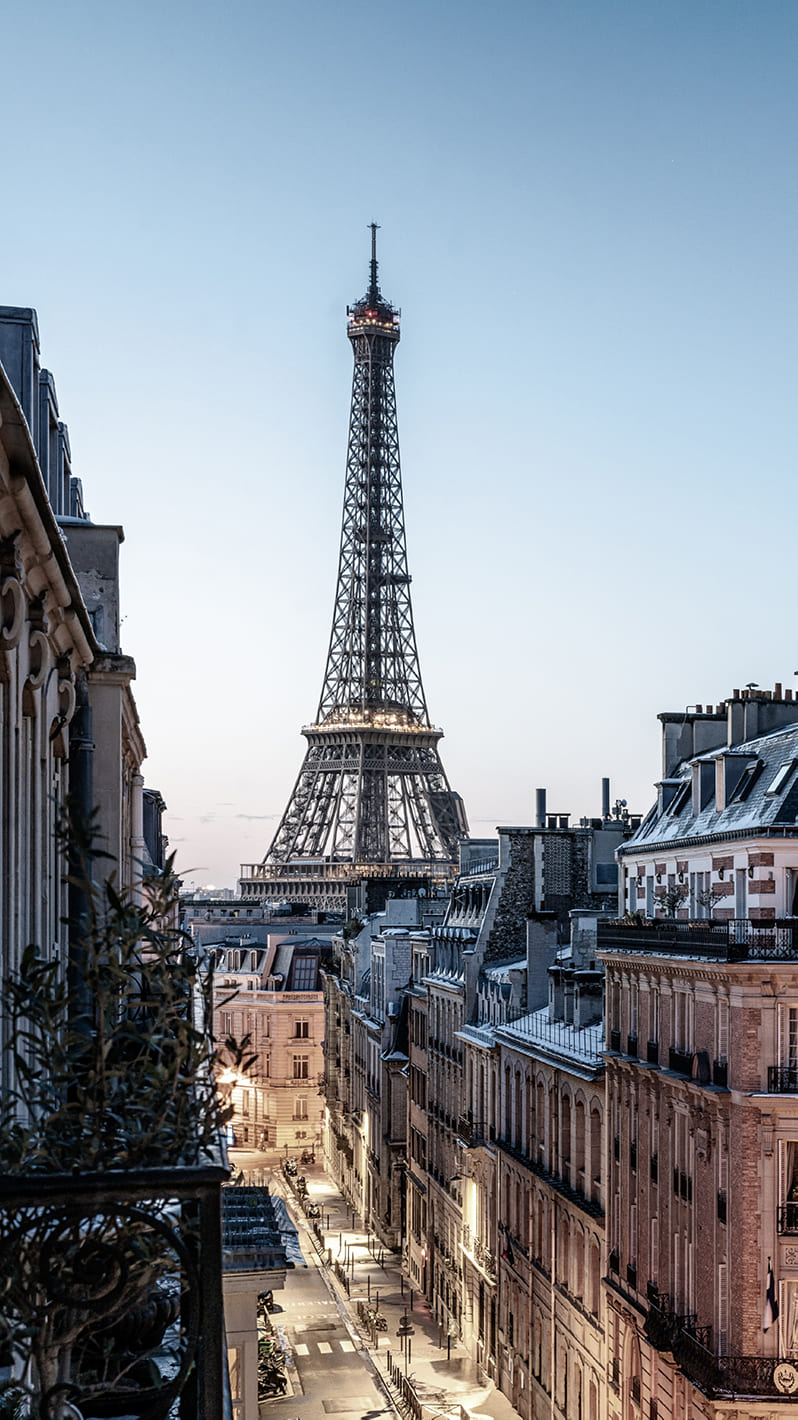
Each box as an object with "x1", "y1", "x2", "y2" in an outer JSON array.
[{"x1": 622, "y1": 721, "x2": 798, "y2": 853}]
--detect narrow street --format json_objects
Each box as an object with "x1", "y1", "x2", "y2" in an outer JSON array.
[
  {"x1": 263, "y1": 1178, "x2": 390, "y2": 1420},
  {"x1": 237, "y1": 1159, "x2": 519, "y2": 1420}
]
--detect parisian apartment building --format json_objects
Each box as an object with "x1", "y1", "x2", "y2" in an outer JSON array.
[{"x1": 322, "y1": 696, "x2": 798, "y2": 1419}]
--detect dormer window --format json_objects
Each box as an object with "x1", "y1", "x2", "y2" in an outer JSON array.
[
  {"x1": 767, "y1": 761, "x2": 797, "y2": 796},
  {"x1": 728, "y1": 759, "x2": 763, "y2": 805},
  {"x1": 691, "y1": 762, "x2": 715, "y2": 814},
  {"x1": 668, "y1": 781, "x2": 691, "y2": 817}
]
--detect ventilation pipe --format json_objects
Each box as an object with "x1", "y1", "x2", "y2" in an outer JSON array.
[
  {"x1": 536, "y1": 788, "x2": 546, "y2": 829},
  {"x1": 602, "y1": 778, "x2": 611, "y2": 820}
]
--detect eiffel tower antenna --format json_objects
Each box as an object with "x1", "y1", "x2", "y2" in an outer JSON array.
[{"x1": 240, "y1": 233, "x2": 468, "y2": 910}]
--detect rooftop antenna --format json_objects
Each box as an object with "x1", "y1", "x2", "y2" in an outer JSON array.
[{"x1": 368, "y1": 221, "x2": 380, "y2": 303}]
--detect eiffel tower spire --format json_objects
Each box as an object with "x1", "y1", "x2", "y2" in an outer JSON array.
[{"x1": 240, "y1": 232, "x2": 467, "y2": 908}]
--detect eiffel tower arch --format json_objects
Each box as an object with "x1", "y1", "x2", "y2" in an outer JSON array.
[{"x1": 240, "y1": 229, "x2": 468, "y2": 911}]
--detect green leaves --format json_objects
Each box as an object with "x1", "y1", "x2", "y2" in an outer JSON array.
[{"x1": 0, "y1": 812, "x2": 241, "y2": 1175}]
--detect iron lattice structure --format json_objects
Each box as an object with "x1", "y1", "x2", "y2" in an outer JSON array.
[{"x1": 262, "y1": 230, "x2": 467, "y2": 872}]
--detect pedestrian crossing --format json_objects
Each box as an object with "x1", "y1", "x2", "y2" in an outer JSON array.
[{"x1": 292, "y1": 1337, "x2": 355, "y2": 1357}]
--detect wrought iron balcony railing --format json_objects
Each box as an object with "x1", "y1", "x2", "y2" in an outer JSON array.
[
  {"x1": 598, "y1": 917, "x2": 798, "y2": 962},
  {"x1": 769, "y1": 1066, "x2": 798, "y2": 1093},
  {"x1": 669, "y1": 1045, "x2": 694, "y2": 1076},
  {"x1": 778, "y1": 1202, "x2": 798, "y2": 1234},
  {"x1": 0, "y1": 1164, "x2": 228, "y2": 1420},
  {"x1": 675, "y1": 1327, "x2": 798, "y2": 1402}
]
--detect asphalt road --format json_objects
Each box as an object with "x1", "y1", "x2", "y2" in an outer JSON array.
[{"x1": 263, "y1": 1198, "x2": 390, "y2": 1420}]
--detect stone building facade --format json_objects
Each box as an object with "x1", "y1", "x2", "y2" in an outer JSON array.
[
  {"x1": 601, "y1": 685, "x2": 798, "y2": 1419},
  {"x1": 0, "y1": 305, "x2": 164, "y2": 995},
  {"x1": 211, "y1": 935, "x2": 328, "y2": 1160}
]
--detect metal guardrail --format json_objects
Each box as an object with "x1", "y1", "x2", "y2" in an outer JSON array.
[
  {"x1": 386, "y1": 1354, "x2": 423, "y2": 1420},
  {"x1": 0, "y1": 1165, "x2": 226, "y2": 1420},
  {"x1": 598, "y1": 918, "x2": 798, "y2": 961}
]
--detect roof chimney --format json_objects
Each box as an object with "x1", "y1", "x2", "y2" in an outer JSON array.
[
  {"x1": 602, "y1": 777, "x2": 610, "y2": 820},
  {"x1": 535, "y1": 788, "x2": 546, "y2": 829}
]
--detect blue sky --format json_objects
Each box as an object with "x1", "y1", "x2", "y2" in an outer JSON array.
[{"x1": 2, "y1": 2, "x2": 797, "y2": 886}]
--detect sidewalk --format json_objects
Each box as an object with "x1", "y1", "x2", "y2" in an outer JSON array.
[{"x1": 271, "y1": 1160, "x2": 519, "y2": 1420}]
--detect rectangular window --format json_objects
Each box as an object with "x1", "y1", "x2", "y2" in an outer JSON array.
[
  {"x1": 717, "y1": 998, "x2": 729, "y2": 1063},
  {"x1": 728, "y1": 760, "x2": 763, "y2": 804},
  {"x1": 292, "y1": 956, "x2": 317, "y2": 991},
  {"x1": 768, "y1": 762, "x2": 797, "y2": 796},
  {"x1": 294, "y1": 1096, "x2": 308, "y2": 1120},
  {"x1": 781, "y1": 1280, "x2": 798, "y2": 1358},
  {"x1": 717, "y1": 1264, "x2": 728, "y2": 1354},
  {"x1": 293, "y1": 1055, "x2": 309, "y2": 1079},
  {"x1": 295, "y1": 1019, "x2": 309, "y2": 1038}
]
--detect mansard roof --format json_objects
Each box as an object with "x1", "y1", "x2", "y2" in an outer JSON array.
[{"x1": 621, "y1": 721, "x2": 798, "y2": 854}]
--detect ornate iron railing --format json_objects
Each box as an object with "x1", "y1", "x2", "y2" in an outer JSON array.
[
  {"x1": 778, "y1": 1202, "x2": 798, "y2": 1234},
  {"x1": 769, "y1": 1066, "x2": 798, "y2": 1093},
  {"x1": 0, "y1": 1164, "x2": 227, "y2": 1419},
  {"x1": 599, "y1": 918, "x2": 798, "y2": 962},
  {"x1": 677, "y1": 1329, "x2": 798, "y2": 1400}
]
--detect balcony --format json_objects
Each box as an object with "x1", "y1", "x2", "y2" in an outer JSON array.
[
  {"x1": 627, "y1": 1033, "x2": 639, "y2": 1058},
  {"x1": 713, "y1": 1057, "x2": 728, "y2": 1088},
  {"x1": 608, "y1": 1247, "x2": 619, "y2": 1274},
  {"x1": 0, "y1": 1165, "x2": 227, "y2": 1418},
  {"x1": 598, "y1": 917, "x2": 798, "y2": 962},
  {"x1": 769, "y1": 1066, "x2": 798, "y2": 1093},
  {"x1": 778, "y1": 1202, "x2": 798, "y2": 1234},
  {"x1": 610, "y1": 1028, "x2": 621, "y2": 1052},
  {"x1": 669, "y1": 1045, "x2": 694, "y2": 1076},
  {"x1": 626, "y1": 1261, "x2": 638, "y2": 1290},
  {"x1": 647, "y1": 1039, "x2": 659, "y2": 1065},
  {"x1": 671, "y1": 1326, "x2": 798, "y2": 1402}
]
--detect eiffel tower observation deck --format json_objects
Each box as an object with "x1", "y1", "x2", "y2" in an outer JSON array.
[{"x1": 240, "y1": 229, "x2": 468, "y2": 912}]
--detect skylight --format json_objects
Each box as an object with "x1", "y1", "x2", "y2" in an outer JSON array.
[{"x1": 766, "y1": 761, "x2": 796, "y2": 796}]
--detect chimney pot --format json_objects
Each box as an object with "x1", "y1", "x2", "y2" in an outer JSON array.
[
  {"x1": 696, "y1": 704, "x2": 703, "y2": 714},
  {"x1": 733, "y1": 689, "x2": 740, "y2": 699},
  {"x1": 788, "y1": 689, "x2": 793, "y2": 702},
  {"x1": 776, "y1": 683, "x2": 783, "y2": 698}
]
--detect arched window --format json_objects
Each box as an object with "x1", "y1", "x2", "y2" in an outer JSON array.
[
  {"x1": 590, "y1": 1105, "x2": 602, "y2": 1204},
  {"x1": 574, "y1": 1098, "x2": 586, "y2": 1192},
  {"x1": 561, "y1": 1092, "x2": 572, "y2": 1183}
]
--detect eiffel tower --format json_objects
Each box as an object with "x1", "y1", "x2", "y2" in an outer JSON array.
[{"x1": 240, "y1": 228, "x2": 467, "y2": 911}]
